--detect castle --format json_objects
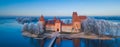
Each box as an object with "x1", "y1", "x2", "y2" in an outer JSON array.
[{"x1": 39, "y1": 12, "x2": 87, "y2": 33}]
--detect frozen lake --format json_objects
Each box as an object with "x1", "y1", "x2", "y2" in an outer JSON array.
[{"x1": 0, "y1": 16, "x2": 120, "y2": 47}]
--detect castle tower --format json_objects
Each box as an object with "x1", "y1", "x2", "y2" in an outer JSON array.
[
  {"x1": 39, "y1": 15, "x2": 45, "y2": 25},
  {"x1": 53, "y1": 17, "x2": 57, "y2": 22},
  {"x1": 55, "y1": 19, "x2": 61, "y2": 32},
  {"x1": 72, "y1": 12, "x2": 78, "y2": 23},
  {"x1": 72, "y1": 12, "x2": 81, "y2": 32}
]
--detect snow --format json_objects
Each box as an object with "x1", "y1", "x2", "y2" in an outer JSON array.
[
  {"x1": 22, "y1": 22, "x2": 44, "y2": 34},
  {"x1": 81, "y1": 18, "x2": 120, "y2": 37}
]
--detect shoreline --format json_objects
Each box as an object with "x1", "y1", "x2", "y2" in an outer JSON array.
[{"x1": 22, "y1": 31, "x2": 113, "y2": 40}]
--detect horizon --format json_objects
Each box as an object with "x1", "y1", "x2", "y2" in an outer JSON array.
[{"x1": 0, "y1": 0, "x2": 120, "y2": 16}]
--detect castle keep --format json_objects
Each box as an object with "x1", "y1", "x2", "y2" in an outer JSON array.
[{"x1": 39, "y1": 12, "x2": 87, "y2": 32}]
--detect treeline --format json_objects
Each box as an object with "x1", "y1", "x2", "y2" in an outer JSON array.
[
  {"x1": 16, "y1": 16, "x2": 39, "y2": 24},
  {"x1": 81, "y1": 17, "x2": 120, "y2": 37},
  {"x1": 22, "y1": 22, "x2": 44, "y2": 35}
]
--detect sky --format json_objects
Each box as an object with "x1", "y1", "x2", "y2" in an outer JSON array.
[{"x1": 0, "y1": 0, "x2": 120, "y2": 16}]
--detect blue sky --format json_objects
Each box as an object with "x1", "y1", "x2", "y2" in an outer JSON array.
[{"x1": 0, "y1": 0, "x2": 120, "y2": 16}]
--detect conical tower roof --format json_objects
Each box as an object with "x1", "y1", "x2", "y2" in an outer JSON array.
[
  {"x1": 55, "y1": 19, "x2": 61, "y2": 23},
  {"x1": 39, "y1": 15, "x2": 45, "y2": 21}
]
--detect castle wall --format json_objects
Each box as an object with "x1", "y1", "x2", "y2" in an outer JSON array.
[
  {"x1": 73, "y1": 22, "x2": 81, "y2": 29},
  {"x1": 55, "y1": 23, "x2": 61, "y2": 32},
  {"x1": 62, "y1": 26, "x2": 72, "y2": 32},
  {"x1": 73, "y1": 22, "x2": 81, "y2": 32},
  {"x1": 46, "y1": 25, "x2": 55, "y2": 31}
]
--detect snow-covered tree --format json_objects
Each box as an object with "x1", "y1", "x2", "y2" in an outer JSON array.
[
  {"x1": 37, "y1": 22, "x2": 44, "y2": 34},
  {"x1": 22, "y1": 23, "x2": 29, "y2": 32},
  {"x1": 81, "y1": 17, "x2": 120, "y2": 37},
  {"x1": 29, "y1": 23, "x2": 35, "y2": 34}
]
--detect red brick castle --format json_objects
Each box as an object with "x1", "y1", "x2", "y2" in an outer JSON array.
[{"x1": 39, "y1": 12, "x2": 87, "y2": 32}]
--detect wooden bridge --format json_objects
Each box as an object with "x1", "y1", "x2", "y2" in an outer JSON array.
[{"x1": 48, "y1": 31, "x2": 59, "y2": 47}]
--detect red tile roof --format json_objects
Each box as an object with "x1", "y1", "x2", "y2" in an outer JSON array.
[{"x1": 39, "y1": 15, "x2": 45, "y2": 21}]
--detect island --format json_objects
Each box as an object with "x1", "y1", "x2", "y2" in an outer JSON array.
[{"x1": 21, "y1": 12, "x2": 120, "y2": 41}]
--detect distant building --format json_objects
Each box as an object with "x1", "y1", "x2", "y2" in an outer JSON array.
[{"x1": 39, "y1": 12, "x2": 87, "y2": 32}]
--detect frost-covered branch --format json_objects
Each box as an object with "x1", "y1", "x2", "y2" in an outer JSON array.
[{"x1": 81, "y1": 18, "x2": 120, "y2": 37}]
